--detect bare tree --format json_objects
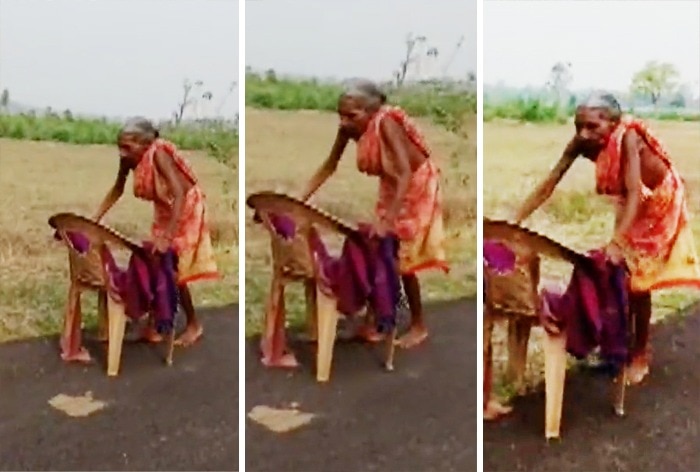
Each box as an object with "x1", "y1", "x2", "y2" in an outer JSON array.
[
  {"x1": 394, "y1": 33, "x2": 427, "y2": 87},
  {"x1": 546, "y1": 61, "x2": 573, "y2": 109},
  {"x1": 173, "y1": 79, "x2": 213, "y2": 124},
  {"x1": 0, "y1": 89, "x2": 9, "y2": 110}
]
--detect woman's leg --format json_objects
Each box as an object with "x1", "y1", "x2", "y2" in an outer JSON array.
[
  {"x1": 175, "y1": 283, "x2": 204, "y2": 346},
  {"x1": 627, "y1": 290, "x2": 652, "y2": 384},
  {"x1": 397, "y1": 273, "x2": 429, "y2": 348}
]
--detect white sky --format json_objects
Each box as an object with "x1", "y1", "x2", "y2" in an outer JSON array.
[
  {"x1": 484, "y1": 0, "x2": 700, "y2": 93},
  {"x1": 245, "y1": 0, "x2": 477, "y2": 82},
  {"x1": 0, "y1": 0, "x2": 239, "y2": 120}
]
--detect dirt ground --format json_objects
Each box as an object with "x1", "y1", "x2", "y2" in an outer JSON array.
[
  {"x1": 483, "y1": 119, "x2": 700, "y2": 397},
  {"x1": 244, "y1": 108, "x2": 476, "y2": 334},
  {"x1": 0, "y1": 138, "x2": 237, "y2": 342}
]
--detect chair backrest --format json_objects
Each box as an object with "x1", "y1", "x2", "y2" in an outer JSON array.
[
  {"x1": 49, "y1": 213, "x2": 143, "y2": 290},
  {"x1": 483, "y1": 218, "x2": 586, "y2": 318},
  {"x1": 246, "y1": 192, "x2": 358, "y2": 281},
  {"x1": 484, "y1": 241, "x2": 541, "y2": 318}
]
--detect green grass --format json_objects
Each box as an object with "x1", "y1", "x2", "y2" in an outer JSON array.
[
  {"x1": 245, "y1": 72, "x2": 476, "y2": 135},
  {"x1": 244, "y1": 108, "x2": 476, "y2": 335},
  {"x1": 484, "y1": 98, "x2": 700, "y2": 124},
  {"x1": 0, "y1": 138, "x2": 237, "y2": 342},
  {"x1": 485, "y1": 119, "x2": 700, "y2": 401},
  {"x1": 0, "y1": 113, "x2": 239, "y2": 166}
]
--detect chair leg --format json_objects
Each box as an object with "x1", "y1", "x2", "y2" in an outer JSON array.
[
  {"x1": 543, "y1": 332, "x2": 567, "y2": 440},
  {"x1": 315, "y1": 285, "x2": 339, "y2": 383},
  {"x1": 97, "y1": 290, "x2": 108, "y2": 342},
  {"x1": 484, "y1": 308, "x2": 494, "y2": 413},
  {"x1": 60, "y1": 283, "x2": 83, "y2": 360},
  {"x1": 384, "y1": 326, "x2": 398, "y2": 372},
  {"x1": 612, "y1": 369, "x2": 626, "y2": 416},
  {"x1": 165, "y1": 328, "x2": 176, "y2": 366},
  {"x1": 260, "y1": 272, "x2": 293, "y2": 367},
  {"x1": 304, "y1": 279, "x2": 318, "y2": 343},
  {"x1": 507, "y1": 317, "x2": 532, "y2": 394},
  {"x1": 106, "y1": 296, "x2": 127, "y2": 377}
]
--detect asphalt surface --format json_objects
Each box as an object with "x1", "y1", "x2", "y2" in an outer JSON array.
[
  {"x1": 0, "y1": 305, "x2": 238, "y2": 472},
  {"x1": 485, "y1": 305, "x2": 700, "y2": 472},
  {"x1": 245, "y1": 299, "x2": 477, "y2": 472}
]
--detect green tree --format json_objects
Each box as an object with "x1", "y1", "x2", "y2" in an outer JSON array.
[{"x1": 630, "y1": 61, "x2": 679, "y2": 108}]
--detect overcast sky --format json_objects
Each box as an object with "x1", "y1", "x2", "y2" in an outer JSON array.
[
  {"x1": 0, "y1": 0, "x2": 239, "y2": 120},
  {"x1": 484, "y1": 0, "x2": 700, "y2": 94},
  {"x1": 245, "y1": 0, "x2": 477, "y2": 82}
]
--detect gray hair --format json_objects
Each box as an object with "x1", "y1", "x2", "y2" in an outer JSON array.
[
  {"x1": 119, "y1": 116, "x2": 160, "y2": 140},
  {"x1": 339, "y1": 78, "x2": 387, "y2": 109},
  {"x1": 578, "y1": 91, "x2": 622, "y2": 120}
]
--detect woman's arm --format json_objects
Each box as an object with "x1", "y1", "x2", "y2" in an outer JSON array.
[
  {"x1": 513, "y1": 137, "x2": 579, "y2": 224},
  {"x1": 153, "y1": 149, "x2": 187, "y2": 241},
  {"x1": 93, "y1": 159, "x2": 129, "y2": 221},
  {"x1": 300, "y1": 128, "x2": 349, "y2": 201},
  {"x1": 377, "y1": 117, "x2": 413, "y2": 227},
  {"x1": 614, "y1": 130, "x2": 643, "y2": 241}
]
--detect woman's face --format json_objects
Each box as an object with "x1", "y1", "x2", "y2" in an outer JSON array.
[
  {"x1": 574, "y1": 107, "x2": 618, "y2": 155},
  {"x1": 117, "y1": 134, "x2": 150, "y2": 166},
  {"x1": 337, "y1": 97, "x2": 373, "y2": 140}
]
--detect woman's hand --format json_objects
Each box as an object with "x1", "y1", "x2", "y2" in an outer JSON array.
[
  {"x1": 152, "y1": 234, "x2": 173, "y2": 254},
  {"x1": 604, "y1": 238, "x2": 625, "y2": 264},
  {"x1": 371, "y1": 219, "x2": 392, "y2": 238}
]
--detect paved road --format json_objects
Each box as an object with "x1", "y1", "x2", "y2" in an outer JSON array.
[
  {"x1": 245, "y1": 299, "x2": 477, "y2": 472},
  {"x1": 0, "y1": 305, "x2": 238, "y2": 472},
  {"x1": 485, "y1": 305, "x2": 700, "y2": 472}
]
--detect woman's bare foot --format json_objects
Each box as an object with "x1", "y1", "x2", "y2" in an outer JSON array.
[
  {"x1": 483, "y1": 400, "x2": 513, "y2": 421},
  {"x1": 397, "y1": 325, "x2": 428, "y2": 349},
  {"x1": 60, "y1": 346, "x2": 93, "y2": 363},
  {"x1": 174, "y1": 322, "x2": 204, "y2": 347},
  {"x1": 355, "y1": 325, "x2": 385, "y2": 343},
  {"x1": 261, "y1": 352, "x2": 300, "y2": 368},
  {"x1": 626, "y1": 354, "x2": 650, "y2": 385}
]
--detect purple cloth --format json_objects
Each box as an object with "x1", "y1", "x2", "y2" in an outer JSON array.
[
  {"x1": 54, "y1": 231, "x2": 91, "y2": 254},
  {"x1": 267, "y1": 213, "x2": 401, "y2": 333},
  {"x1": 483, "y1": 240, "x2": 517, "y2": 274},
  {"x1": 102, "y1": 243, "x2": 178, "y2": 334},
  {"x1": 541, "y1": 250, "x2": 630, "y2": 375},
  {"x1": 54, "y1": 229, "x2": 178, "y2": 332}
]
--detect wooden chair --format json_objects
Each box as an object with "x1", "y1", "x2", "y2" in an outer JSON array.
[
  {"x1": 49, "y1": 212, "x2": 175, "y2": 377},
  {"x1": 246, "y1": 191, "x2": 397, "y2": 382},
  {"x1": 484, "y1": 219, "x2": 628, "y2": 440}
]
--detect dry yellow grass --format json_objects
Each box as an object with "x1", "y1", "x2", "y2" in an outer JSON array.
[
  {"x1": 244, "y1": 108, "x2": 476, "y2": 334},
  {"x1": 484, "y1": 119, "x2": 700, "y2": 397},
  {"x1": 0, "y1": 138, "x2": 238, "y2": 342}
]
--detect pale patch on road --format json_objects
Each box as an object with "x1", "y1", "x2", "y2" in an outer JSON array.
[
  {"x1": 248, "y1": 404, "x2": 316, "y2": 433},
  {"x1": 48, "y1": 391, "x2": 107, "y2": 417}
]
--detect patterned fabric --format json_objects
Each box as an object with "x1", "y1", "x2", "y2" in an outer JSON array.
[
  {"x1": 133, "y1": 139, "x2": 219, "y2": 285},
  {"x1": 594, "y1": 115, "x2": 700, "y2": 292},
  {"x1": 356, "y1": 105, "x2": 449, "y2": 275}
]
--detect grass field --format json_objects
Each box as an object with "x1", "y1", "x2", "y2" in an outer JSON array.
[
  {"x1": 484, "y1": 119, "x2": 700, "y2": 398},
  {"x1": 244, "y1": 108, "x2": 476, "y2": 335},
  {"x1": 0, "y1": 138, "x2": 238, "y2": 342}
]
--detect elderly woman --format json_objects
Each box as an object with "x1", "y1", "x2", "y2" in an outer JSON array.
[
  {"x1": 513, "y1": 92, "x2": 700, "y2": 385},
  {"x1": 301, "y1": 79, "x2": 449, "y2": 349},
  {"x1": 93, "y1": 117, "x2": 219, "y2": 348}
]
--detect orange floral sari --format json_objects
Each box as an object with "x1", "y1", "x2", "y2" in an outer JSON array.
[
  {"x1": 133, "y1": 139, "x2": 220, "y2": 285},
  {"x1": 356, "y1": 105, "x2": 449, "y2": 275},
  {"x1": 595, "y1": 115, "x2": 700, "y2": 292}
]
